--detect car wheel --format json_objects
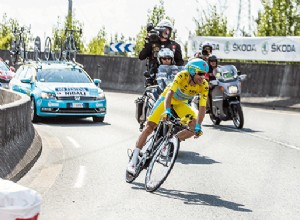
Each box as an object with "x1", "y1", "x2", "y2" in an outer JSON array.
[
  {"x1": 31, "y1": 98, "x2": 40, "y2": 123},
  {"x1": 93, "y1": 116, "x2": 104, "y2": 123}
]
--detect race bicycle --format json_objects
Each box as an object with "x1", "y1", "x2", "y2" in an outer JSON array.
[
  {"x1": 10, "y1": 26, "x2": 30, "y2": 65},
  {"x1": 63, "y1": 28, "x2": 82, "y2": 61},
  {"x1": 126, "y1": 112, "x2": 192, "y2": 192}
]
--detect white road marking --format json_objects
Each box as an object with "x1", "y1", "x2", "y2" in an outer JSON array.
[
  {"x1": 30, "y1": 164, "x2": 63, "y2": 188},
  {"x1": 204, "y1": 122, "x2": 300, "y2": 151},
  {"x1": 254, "y1": 109, "x2": 300, "y2": 116},
  {"x1": 74, "y1": 166, "x2": 86, "y2": 188},
  {"x1": 67, "y1": 136, "x2": 81, "y2": 148}
]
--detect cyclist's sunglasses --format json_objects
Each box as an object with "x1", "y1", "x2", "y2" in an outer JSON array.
[
  {"x1": 162, "y1": 57, "x2": 172, "y2": 60},
  {"x1": 196, "y1": 71, "x2": 206, "y2": 76}
]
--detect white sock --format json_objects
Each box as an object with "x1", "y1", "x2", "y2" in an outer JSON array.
[{"x1": 131, "y1": 148, "x2": 140, "y2": 165}]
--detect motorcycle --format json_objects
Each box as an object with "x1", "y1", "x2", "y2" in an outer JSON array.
[
  {"x1": 135, "y1": 65, "x2": 184, "y2": 131},
  {"x1": 192, "y1": 65, "x2": 247, "y2": 129}
]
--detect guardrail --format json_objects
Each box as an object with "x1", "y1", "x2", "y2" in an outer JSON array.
[
  {"x1": 1, "y1": 49, "x2": 299, "y2": 98},
  {"x1": 0, "y1": 88, "x2": 42, "y2": 181}
]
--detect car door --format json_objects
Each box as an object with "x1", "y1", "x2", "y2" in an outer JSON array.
[
  {"x1": 21, "y1": 66, "x2": 35, "y2": 96},
  {"x1": 10, "y1": 65, "x2": 25, "y2": 92},
  {"x1": 18, "y1": 65, "x2": 30, "y2": 94}
]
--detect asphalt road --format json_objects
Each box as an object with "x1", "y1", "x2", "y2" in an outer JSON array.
[{"x1": 18, "y1": 91, "x2": 300, "y2": 220}]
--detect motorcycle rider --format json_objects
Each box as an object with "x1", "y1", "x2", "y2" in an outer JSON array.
[
  {"x1": 206, "y1": 55, "x2": 219, "y2": 112},
  {"x1": 127, "y1": 58, "x2": 209, "y2": 175},
  {"x1": 201, "y1": 42, "x2": 213, "y2": 62},
  {"x1": 139, "y1": 19, "x2": 184, "y2": 86},
  {"x1": 208, "y1": 55, "x2": 218, "y2": 81},
  {"x1": 157, "y1": 48, "x2": 174, "y2": 66}
]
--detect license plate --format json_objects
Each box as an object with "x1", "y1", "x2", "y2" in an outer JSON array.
[{"x1": 71, "y1": 103, "x2": 83, "y2": 108}]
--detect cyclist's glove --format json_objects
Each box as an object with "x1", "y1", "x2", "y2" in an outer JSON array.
[
  {"x1": 163, "y1": 108, "x2": 172, "y2": 119},
  {"x1": 194, "y1": 123, "x2": 203, "y2": 137}
]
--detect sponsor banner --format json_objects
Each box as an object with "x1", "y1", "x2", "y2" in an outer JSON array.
[
  {"x1": 188, "y1": 36, "x2": 300, "y2": 61},
  {"x1": 55, "y1": 87, "x2": 89, "y2": 96}
]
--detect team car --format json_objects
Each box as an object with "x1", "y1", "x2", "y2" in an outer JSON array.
[
  {"x1": 9, "y1": 60, "x2": 106, "y2": 122},
  {"x1": 0, "y1": 58, "x2": 15, "y2": 89}
]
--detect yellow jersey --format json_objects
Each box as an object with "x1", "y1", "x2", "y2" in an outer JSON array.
[{"x1": 161, "y1": 70, "x2": 209, "y2": 107}]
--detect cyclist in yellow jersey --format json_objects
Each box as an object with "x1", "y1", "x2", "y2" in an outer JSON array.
[{"x1": 127, "y1": 58, "x2": 209, "y2": 175}]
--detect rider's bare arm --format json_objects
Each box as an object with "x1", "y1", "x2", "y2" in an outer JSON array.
[
  {"x1": 164, "y1": 90, "x2": 174, "y2": 110},
  {"x1": 196, "y1": 106, "x2": 206, "y2": 125}
]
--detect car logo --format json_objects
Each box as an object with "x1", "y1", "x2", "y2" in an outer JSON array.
[{"x1": 75, "y1": 96, "x2": 80, "y2": 100}]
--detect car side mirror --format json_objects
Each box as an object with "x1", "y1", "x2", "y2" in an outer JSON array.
[
  {"x1": 143, "y1": 71, "x2": 150, "y2": 78},
  {"x1": 94, "y1": 78, "x2": 101, "y2": 86},
  {"x1": 20, "y1": 78, "x2": 32, "y2": 84},
  {"x1": 239, "y1": 74, "x2": 247, "y2": 81}
]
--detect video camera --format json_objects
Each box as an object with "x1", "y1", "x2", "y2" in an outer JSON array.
[
  {"x1": 202, "y1": 49, "x2": 209, "y2": 56},
  {"x1": 146, "y1": 23, "x2": 165, "y2": 43}
]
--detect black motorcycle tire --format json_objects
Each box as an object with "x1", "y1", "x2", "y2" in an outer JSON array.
[
  {"x1": 232, "y1": 104, "x2": 244, "y2": 129},
  {"x1": 209, "y1": 113, "x2": 221, "y2": 125}
]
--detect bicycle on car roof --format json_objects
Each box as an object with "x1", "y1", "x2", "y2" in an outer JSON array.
[
  {"x1": 10, "y1": 25, "x2": 30, "y2": 65},
  {"x1": 62, "y1": 28, "x2": 82, "y2": 61}
]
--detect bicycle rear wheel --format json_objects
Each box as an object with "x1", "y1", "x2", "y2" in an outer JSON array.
[
  {"x1": 125, "y1": 132, "x2": 157, "y2": 183},
  {"x1": 53, "y1": 37, "x2": 62, "y2": 61},
  {"x1": 44, "y1": 37, "x2": 52, "y2": 60},
  {"x1": 19, "y1": 41, "x2": 26, "y2": 63},
  {"x1": 145, "y1": 136, "x2": 180, "y2": 192}
]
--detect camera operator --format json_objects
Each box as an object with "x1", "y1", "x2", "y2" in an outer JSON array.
[
  {"x1": 201, "y1": 42, "x2": 213, "y2": 62},
  {"x1": 139, "y1": 19, "x2": 184, "y2": 86}
]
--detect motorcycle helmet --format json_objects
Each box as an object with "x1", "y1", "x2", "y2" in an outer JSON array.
[
  {"x1": 157, "y1": 48, "x2": 174, "y2": 64},
  {"x1": 157, "y1": 19, "x2": 173, "y2": 31},
  {"x1": 157, "y1": 19, "x2": 173, "y2": 39},
  {"x1": 208, "y1": 55, "x2": 218, "y2": 64},
  {"x1": 202, "y1": 42, "x2": 213, "y2": 53},
  {"x1": 185, "y1": 58, "x2": 209, "y2": 76}
]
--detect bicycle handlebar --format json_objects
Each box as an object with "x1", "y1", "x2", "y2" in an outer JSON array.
[
  {"x1": 163, "y1": 115, "x2": 192, "y2": 132},
  {"x1": 65, "y1": 28, "x2": 82, "y2": 35}
]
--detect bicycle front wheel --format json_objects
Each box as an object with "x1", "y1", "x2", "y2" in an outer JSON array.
[
  {"x1": 44, "y1": 37, "x2": 52, "y2": 60},
  {"x1": 145, "y1": 136, "x2": 180, "y2": 192}
]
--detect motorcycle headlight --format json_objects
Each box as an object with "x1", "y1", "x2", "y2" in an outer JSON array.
[
  {"x1": 41, "y1": 91, "x2": 56, "y2": 99},
  {"x1": 228, "y1": 86, "x2": 238, "y2": 94}
]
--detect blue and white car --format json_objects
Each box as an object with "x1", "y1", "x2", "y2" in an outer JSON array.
[{"x1": 9, "y1": 61, "x2": 106, "y2": 122}]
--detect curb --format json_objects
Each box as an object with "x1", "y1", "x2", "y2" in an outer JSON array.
[{"x1": 5, "y1": 129, "x2": 42, "y2": 182}]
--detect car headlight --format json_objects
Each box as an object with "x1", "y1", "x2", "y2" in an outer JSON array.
[
  {"x1": 41, "y1": 91, "x2": 56, "y2": 99},
  {"x1": 96, "y1": 91, "x2": 105, "y2": 100},
  {"x1": 228, "y1": 86, "x2": 238, "y2": 94}
]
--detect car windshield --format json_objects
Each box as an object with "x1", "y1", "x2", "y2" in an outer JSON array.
[
  {"x1": 0, "y1": 62, "x2": 9, "y2": 71},
  {"x1": 36, "y1": 68, "x2": 92, "y2": 83}
]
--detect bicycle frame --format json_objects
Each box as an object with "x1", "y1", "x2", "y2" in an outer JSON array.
[
  {"x1": 63, "y1": 29, "x2": 82, "y2": 61},
  {"x1": 133, "y1": 115, "x2": 184, "y2": 176},
  {"x1": 10, "y1": 26, "x2": 29, "y2": 65}
]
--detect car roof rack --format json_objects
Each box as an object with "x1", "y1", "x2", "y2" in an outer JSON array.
[{"x1": 16, "y1": 33, "x2": 84, "y2": 68}]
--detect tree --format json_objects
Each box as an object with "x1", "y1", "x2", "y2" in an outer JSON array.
[
  {"x1": 194, "y1": 5, "x2": 234, "y2": 37},
  {"x1": 134, "y1": 0, "x2": 174, "y2": 56},
  {"x1": 256, "y1": 0, "x2": 300, "y2": 36},
  {"x1": 0, "y1": 14, "x2": 20, "y2": 50},
  {"x1": 86, "y1": 27, "x2": 107, "y2": 55}
]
